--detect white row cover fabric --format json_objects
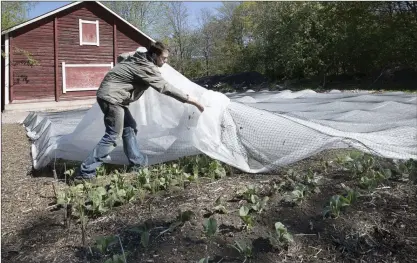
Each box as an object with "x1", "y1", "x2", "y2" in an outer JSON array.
[{"x1": 23, "y1": 64, "x2": 417, "y2": 173}]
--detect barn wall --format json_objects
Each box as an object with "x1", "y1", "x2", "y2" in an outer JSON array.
[
  {"x1": 116, "y1": 22, "x2": 152, "y2": 55},
  {"x1": 11, "y1": 18, "x2": 55, "y2": 101},
  {"x1": 5, "y1": 1, "x2": 153, "y2": 104},
  {"x1": 1, "y1": 35, "x2": 5, "y2": 111},
  {"x1": 57, "y1": 2, "x2": 115, "y2": 99}
]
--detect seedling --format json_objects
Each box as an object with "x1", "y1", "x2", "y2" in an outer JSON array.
[
  {"x1": 323, "y1": 189, "x2": 358, "y2": 218},
  {"x1": 128, "y1": 226, "x2": 150, "y2": 248},
  {"x1": 290, "y1": 184, "x2": 307, "y2": 203},
  {"x1": 269, "y1": 222, "x2": 293, "y2": 248},
  {"x1": 86, "y1": 186, "x2": 108, "y2": 216},
  {"x1": 237, "y1": 185, "x2": 257, "y2": 201},
  {"x1": 213, "y1": 196, "x2": 228, "y2": 214},
  {"x1": 198, "y1": 257, "x2": 210, "y2": 263},
  {"x1": 393, "y1": 158, "x2": 417, "y2": 182},
  {"x1": 359, "y1": 169, "x2": 390, "y2": 190},
  {"x1": 96, "y1": 165, "x2": 107, "y2": 177},
  {"x1": 203, "y1": 217, "x2": 218, "y2": 238},
  {"x1": 104, "y1": 254, "x2": 125, "y2": 263},
  {"x1": 64, "y1": 168, "x2": 75, "y2": 179},
  {"x1": 250, "y1": 194, "x2": 269, "y2": 214},
  {"x1": 239, "y1": 205, "x2": 254, "y2": 230},
  {"x1": 94, "y1": 235, "x2": 118, "y2": 255},
  {"x1": 157, "y1": 210, "x2": 196, "y2": 239},
  {"x1": 231, "y1": 240, "x2": 253, "y2": 261},
  {"x1": 177, "y1": 209, "x2": 195, "y2": 223},
  {"x1": 302, "y1": 169, "x2": 321, "y2": 193},
  {"x1": 208, "y1": 159, "x2": 227, "y2": 180}
]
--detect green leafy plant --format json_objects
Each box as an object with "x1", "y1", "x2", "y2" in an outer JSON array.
[
  {"x1": 250, "y1": 194, "x2": 269, "y2": 214},
  {"x1": 86, "y1": 186, "x2": 108, "y2": 215},
  {"x1": 231, "y1": 240, "x2": 253, "y2": 261},
  {"x1": 237, "y1": 185, "x2": 257, "y2": 201},
  {"x1": 96, "y1": 165, "x2": 107, "y2": 177},
  {"x1": 198, "y1": 257, "x2": 210, "y2": 263},
  {"x1": 359, "y1": 169, "x2": 390, "y2": 190},
  {"x1": 208, "y1": 159, "x2": 227, "y2": 180},
  {"x1": 104, "y1": 254, "x2": 125, "y2": 263},
  {"x1": 57, "y1": 183, "x2": 89, "y2": 245},
  {"x1": 106, "y1": 173, "x2": 137, "y2": 208},
  {"x1": 64, "y1": 168, "x2": 75, "y2": 179},
  {"x1": 239, "y1": 205, "x2": 254, "y2": 230},
  {"x1": 392, "y1": 159, "x2": 417, "y2": 182},
  {"x1": 129, "y1": 226, "x2": 150, "y2": 248},
  {"x1": 213, "y1": 196, "x2": 228, "y2": 214},
  {"x1": 94, "y1": 235, "x2": 118, "y2": 255},
  {"x1": 156, "y1": 210, "x2": 196, "y2": 239},
  {"x1": 323, "y1": 189, "x2": 358, "y2": 218},
  {"x1": 203, "y1": 217, "x2": 218, "y2": 238},
  {"x1": 269, "y1": 222, "x2": 293, "y2": 248},
  {"x1": 290, "y1": 184, "x2": 307, "y2": 203},
  {"x1": 302, "y1": 169, "x2": 322, "y2": 193}
]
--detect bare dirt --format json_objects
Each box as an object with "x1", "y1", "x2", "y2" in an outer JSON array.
[{"x1": 2, "y1": 123, "x2": 417, "y2": 263}]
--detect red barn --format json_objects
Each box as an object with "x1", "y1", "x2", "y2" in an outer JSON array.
[{"x1": 1, "y1": 1, "x2": 155, "y2": 112}]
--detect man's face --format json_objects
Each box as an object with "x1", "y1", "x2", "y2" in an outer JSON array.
[{"x1": 155, "y1": 50, "x2": 169, "y2": 67}]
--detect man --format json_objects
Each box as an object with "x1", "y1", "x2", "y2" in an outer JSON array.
[{"x1": 75, "y1": 41, "x2": 204, "y2": 181}]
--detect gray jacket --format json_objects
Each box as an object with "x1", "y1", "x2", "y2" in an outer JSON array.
[{"x1": 96, "y1": 51, "x2": 189, "y2": 106}]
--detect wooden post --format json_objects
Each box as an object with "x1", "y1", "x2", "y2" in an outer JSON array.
[
  {"x1": 113, "y1": 22, "x2": 117, "y2": 65},
  {"x1": 54, "y1": 17, "x2": 59, "y2": 102}
]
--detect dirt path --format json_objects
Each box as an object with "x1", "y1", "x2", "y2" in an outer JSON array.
[{"x1": 2, "y1": 124, "x2": 417, "y2": 263}]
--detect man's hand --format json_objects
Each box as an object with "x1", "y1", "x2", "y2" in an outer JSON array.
[{"x1": 187, "y1": 96, "x2": 205, "y2": 113}]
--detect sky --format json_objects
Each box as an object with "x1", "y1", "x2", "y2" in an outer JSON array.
[{"x1": 28, "y1": 1, "x2": 223, "y2": 27}]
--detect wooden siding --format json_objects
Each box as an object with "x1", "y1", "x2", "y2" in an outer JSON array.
[
  {"x1": 5, "y1": 1, "x2": 152, "y2": 103},
  {"x1": 57, "y1": 3, "x2": 114, "y2": 98},
  {"x1": 116, "y1": 21, "x2": 151, "y2": 55},
  {"x1": 1, "y1": 36, "x2": 5, "y2": 110},
  {"x1": 11, "y1": 19, "x2": 55, "y2": 100}
]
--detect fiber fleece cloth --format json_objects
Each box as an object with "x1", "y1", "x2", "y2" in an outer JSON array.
[{"x1": 24, "y1": 64, "x2": 417, "y2": 173}]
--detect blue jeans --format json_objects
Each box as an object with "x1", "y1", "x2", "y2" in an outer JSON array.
[{"x1": 78, "y1": 98, "x2": 147, "y2": 179}]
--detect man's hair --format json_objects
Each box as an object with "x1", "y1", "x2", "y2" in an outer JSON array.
[{"x1": 148, "y1": 41, "x2": 169, "y2": 56}]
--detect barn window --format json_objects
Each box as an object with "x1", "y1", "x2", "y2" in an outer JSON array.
[{"x1": 79, "y1": 19, "x2": 99, "y2": 46}]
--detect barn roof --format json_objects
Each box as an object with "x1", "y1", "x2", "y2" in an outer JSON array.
[{"x1": 1, "y1": 1, "x2": 155, "y2": 42}]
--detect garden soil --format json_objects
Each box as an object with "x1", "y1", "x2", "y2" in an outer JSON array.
[{"x1": 2, "y1": 123, "x2": 417, "y2": 263}]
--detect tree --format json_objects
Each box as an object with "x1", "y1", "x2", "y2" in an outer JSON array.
[
  {"x1": 161, "y1": 2, "x2": 191, "y2": 73},
  {"x1": 1, "y1": 2, "x2": 36, "y2": 29},
  {"x1": 102, "y1": 1, "x2": 165, "y2": 35},
  {"x1": 2, "y1": 2, "x2": 39, "y2": 66},
  {"x1": 197, "y1": 8, "x2": 217, "y2": 76}
]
